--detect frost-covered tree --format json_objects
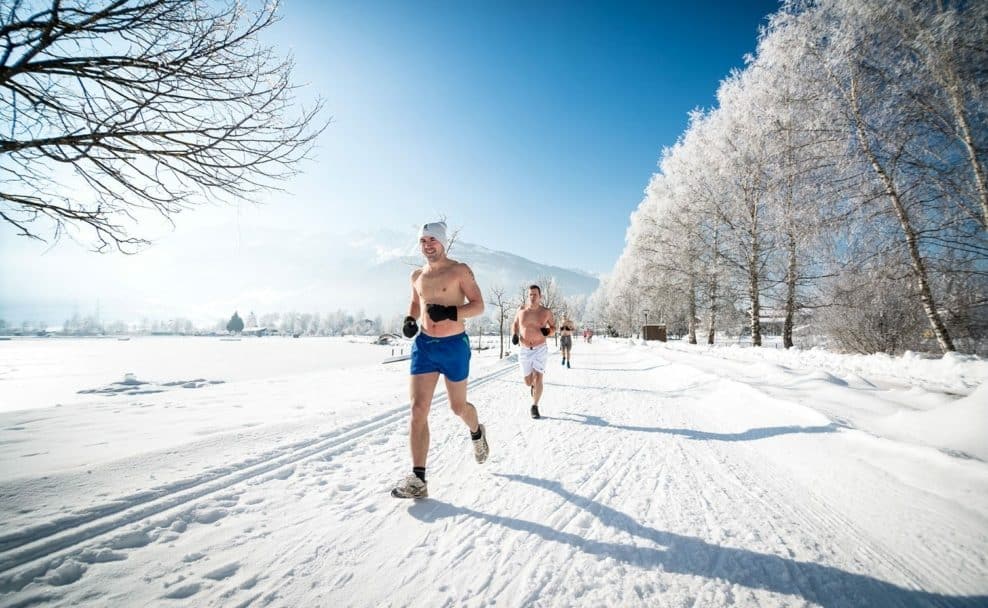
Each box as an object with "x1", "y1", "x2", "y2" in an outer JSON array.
[
  {"x1": 603, "y1": 0, "x2": 986, "y2": 355},
  {"x1": 803, "y1": 0, "x2": 988, "y2": 352}
]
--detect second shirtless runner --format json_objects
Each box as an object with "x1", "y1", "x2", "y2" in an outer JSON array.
[
  {"x1": 511, "y1": 284, "x2": 556, "y2": 419},
  {"x1": 391, "y1": 221, "x2": 489, "y2": 499}
]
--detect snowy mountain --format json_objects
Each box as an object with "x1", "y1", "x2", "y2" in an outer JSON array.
[
  {"x1": 0, "y1": 228, "x2": 600, "y2": 326},
  {"x1": 334, "y1": 233, "x2": 600, "y2": 316},
  {"x1": 208, "y1": 228, "x2": 600, "y2": 320}
]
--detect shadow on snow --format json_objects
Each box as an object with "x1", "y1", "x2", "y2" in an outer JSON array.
[
  {"x1": 408, "y1": 474, "x2": 985, "y2": 607},
  {"x1": 555, "y1": 412, "x2": 845, "y2": 441}
]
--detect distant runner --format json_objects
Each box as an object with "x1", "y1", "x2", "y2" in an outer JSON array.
[
  {"x1": 511, "y1": 285, "x2": 555, "y2": 419},
  {"x1": 558, "y1": 315, "x2": 576, "y2": 368},
  {"x1": 391, "y1": 221, "x2": 489, "y2": 499}
]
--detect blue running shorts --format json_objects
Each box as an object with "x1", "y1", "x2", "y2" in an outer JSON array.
[{"x1": 410, "y1": 332, "x2": 471, "y2": 382}]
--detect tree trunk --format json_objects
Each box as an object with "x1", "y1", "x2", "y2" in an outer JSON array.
[
  {"x1": 782, "y1": 115, "x2": 798, "y2": 350},
  {"x1": 749, "y1": 265, "x2": 762, "y2": 347},
  {"x1": 748, "y1": 196, "x2": 763, "y2": 347},
  {"x1": 947, "y1": 82, "x2": 988, "y2": 231},
  {"x1": 687, "y1": 275, "x2": 698, "y2": 344},
  {"x1": 498, "y1": 308, "x2": 505, "y2": 359},
  {"x1": 849, "y1": 74, "x2": 955, "y2": 352},
  {"x1": 707, "y1": 228, "x2": 720, "y2": 345},
  {"x1": 783, "y1": 229, "x2": 797, "y2": 349}
]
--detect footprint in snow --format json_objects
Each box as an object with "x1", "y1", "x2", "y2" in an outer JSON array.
[
  {"x1": 267, "y1": 466, "x2": 295, "y2": 481},
  {"x1": 43, "y1": 560, "x2": 86, "y2": 586},
  {"x1": 76, "y1": 548, "x2": 126, "y2": 563},
  {"x1": 203, "y1": 562, "x2": 240, "y2": 581},
  {"x1": 161, "y1": 583, "x2": 201, "y2": 599},
  {"x1": 107, "y1": 530, "x2": 152, "y2": 550},
  {"x1": 193, "y1": 508, "x2": 228, "y2": 524}
]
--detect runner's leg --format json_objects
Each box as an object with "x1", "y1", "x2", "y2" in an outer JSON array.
[
  {"x1": 410, "y1": 372, "x2": 440, "y2": 467},
  {"x1": 445, "y1": 377, "x2": 479, "y2": 432}
]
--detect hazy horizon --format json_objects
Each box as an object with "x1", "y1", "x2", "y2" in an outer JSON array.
[{"x1": 0, "y1": 228, "x2": 600, "y2": 327}]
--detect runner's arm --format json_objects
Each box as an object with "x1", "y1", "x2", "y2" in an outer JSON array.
[
  {"x1": 456, "y1": 264, "x2": 485, "y2": 319},
  {"x1": 407, "y1": 269, "x2": 422, "y2": 320}
]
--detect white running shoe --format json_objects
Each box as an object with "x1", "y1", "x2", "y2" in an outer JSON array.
[
  {"x1": 391, "y1": 474, "x2": 428, "y2": 499},
  {"x1": 472, "y1": 424, "x2": 489, "y2": 464}
]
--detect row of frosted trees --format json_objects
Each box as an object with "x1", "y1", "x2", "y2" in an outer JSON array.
[{"x1": 596, "y1": 0, "x2": 987, "y2": 355}]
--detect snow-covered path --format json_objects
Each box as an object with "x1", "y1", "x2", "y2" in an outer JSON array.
[{"x1": 1, "y1": 338, "x2": 986, "y2": 607}]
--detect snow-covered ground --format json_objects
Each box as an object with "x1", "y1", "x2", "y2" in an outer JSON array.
[{"x1": 0, "y1": 336, "x2": 986, "y2": 607}]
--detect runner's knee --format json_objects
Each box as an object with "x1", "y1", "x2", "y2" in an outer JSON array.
[
  {"x1": 410, "y1": 399, "x2": 431, "y2": 420},
  {"x1": 448, "y1": 399, "x2": 469, "y2": 416}
]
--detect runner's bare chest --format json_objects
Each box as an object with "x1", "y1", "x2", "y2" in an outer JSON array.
[
  {"x1": 519, "y1": 307, "x2": 549, "y2": 329},
  {"x1": 415, "y1": 265, "x2": 464, "y2": 306}
]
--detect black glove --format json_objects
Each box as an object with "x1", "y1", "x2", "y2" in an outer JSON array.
[
  {"x1": 426, "y1": 304, "x2": 458, "y2": 322},
  {"x1": 512, "y1": 334, "x2": 519, "y2": 345},
  {"x1": 540, "y1": 327, "x2": 550, "y2": 336},
  {"x1": 402, "y1": 316, "x2": 419, "y2": 338}
]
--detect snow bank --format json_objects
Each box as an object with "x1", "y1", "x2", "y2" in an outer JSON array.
[
  {"x1": 876, "y1": 382, "x2": 988, "y2": 461},
  {"x1": 633, "y1": 338, "x2": 988, "y2": 461},
  {"x1": 654, "y1": 340, "x2": 988, "y2": 396}
]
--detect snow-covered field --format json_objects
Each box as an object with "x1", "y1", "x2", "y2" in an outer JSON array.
[{"x1": 0, "y1": 336, "x2": 986, "y2": 607}]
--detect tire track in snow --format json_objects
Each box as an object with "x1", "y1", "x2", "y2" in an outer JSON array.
[{"x1": 0, "y1": 362, "x2": 518, "y2": 585}]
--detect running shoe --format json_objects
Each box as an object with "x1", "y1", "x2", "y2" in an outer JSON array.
[
  {"x1": 472, "y1": 424, "x2": 489, "y2": 464},
  {"x1": 391, "y1": 474, "x2": 428, "y2": 499}
]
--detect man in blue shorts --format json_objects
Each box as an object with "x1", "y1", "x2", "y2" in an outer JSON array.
[{"x1": 392, "y1": 221, "x2": 489, "y2": 499}]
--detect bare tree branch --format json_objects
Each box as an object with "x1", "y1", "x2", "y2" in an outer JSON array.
[{"x1": 1, "y1": 0, "x2": 328, "y2": 252}]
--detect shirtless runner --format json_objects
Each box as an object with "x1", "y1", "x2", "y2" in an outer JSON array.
[
  {"x1": 511, "y1": 285, "x2": 556, "y2": 419},
  {"x1": 391, "y1": 221, "x2": 489, "y2": 499},
  {"x1": 558, "y1": 314, "x2": 577, "y2": 368}
]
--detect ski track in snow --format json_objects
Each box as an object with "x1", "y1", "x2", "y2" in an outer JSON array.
[
  {"x1": 0, "y1": 340, "x2": 986, "y2": 607},
  {"x1": 0, "y1": 364, "x2": 518, "y2": 588}
]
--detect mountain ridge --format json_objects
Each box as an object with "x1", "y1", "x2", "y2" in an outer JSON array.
[{"x1": 0, "y1": 229, "x2": 601, "y2": 325}]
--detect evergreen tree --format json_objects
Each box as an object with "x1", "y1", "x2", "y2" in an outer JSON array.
[{"x1": 227, "y1": 312, "x2": 244, "y2": 334}]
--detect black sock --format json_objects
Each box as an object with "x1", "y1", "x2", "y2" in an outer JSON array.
[
  {"x1": 470, "y1": 427, "x2": 483, "y2": 440},
  {"x1": 413, "y1": 466, "x2": 426, "y2": 482}
]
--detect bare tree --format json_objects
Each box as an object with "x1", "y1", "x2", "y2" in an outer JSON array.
[
  {"x1": 1, "y1": 0, "x2": 326, "y2": 252},
  {"x1": 487, "y1": 285, "x2": 511, "y2": 359},
  {"x1": 534, "y1": 275, "x2": 561, "y2": 314}
]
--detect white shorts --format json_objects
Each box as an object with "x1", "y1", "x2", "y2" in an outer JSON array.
[{"x1": 518, "y1": 343, "x2": 548, "y2": 376}]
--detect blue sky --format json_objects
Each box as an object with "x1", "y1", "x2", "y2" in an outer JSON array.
[
  {"x1": 1, "y1": 1, "x2": 781, "y2": 324},
  {"x1": 267, "y1": 0, "x2": 780, "y2": 273}
]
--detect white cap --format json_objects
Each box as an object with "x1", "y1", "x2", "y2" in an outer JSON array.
[{"x1": 418, "y1": 221, "x2": 448, "y2": 250}]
